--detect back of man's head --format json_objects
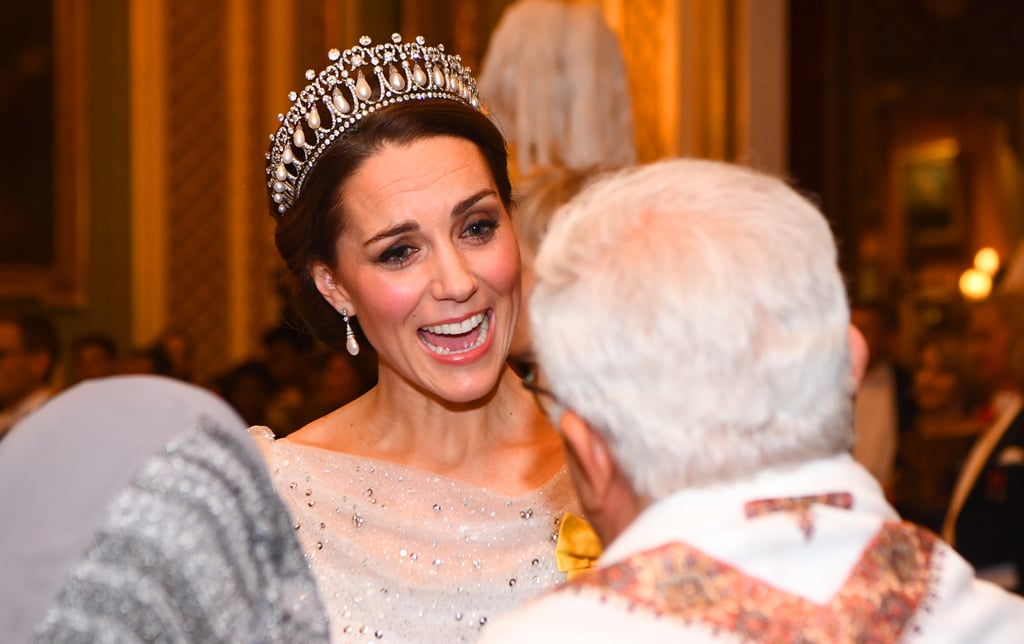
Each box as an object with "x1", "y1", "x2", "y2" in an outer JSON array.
[{"x1": 530, "y1": 159, "x2": 854, "y2": 499}]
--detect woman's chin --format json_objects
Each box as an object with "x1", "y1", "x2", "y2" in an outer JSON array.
[{"x1": 429, "y1": 363, "x2": 507, "y2": 406}]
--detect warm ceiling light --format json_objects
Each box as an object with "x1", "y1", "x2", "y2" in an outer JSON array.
[
  {"x1": 974, "y1": 247, "x2": 1000, "y2": 275},
  {"x1": 959, "y1": 268, "x2": 992, "y2": 300}
]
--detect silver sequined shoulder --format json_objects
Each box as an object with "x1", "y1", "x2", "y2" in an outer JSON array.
[{"x1": 34, "y1": 421, "x2": 330, "y2": 643}]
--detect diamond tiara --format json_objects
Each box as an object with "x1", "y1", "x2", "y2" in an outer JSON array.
[{"x1": 266, "y1": 33, "x2": 483, "y2": 216}]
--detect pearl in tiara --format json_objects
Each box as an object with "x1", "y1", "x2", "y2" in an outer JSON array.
[{"x1": 266, "y1": 33, "x2": 483, "y2": 216}]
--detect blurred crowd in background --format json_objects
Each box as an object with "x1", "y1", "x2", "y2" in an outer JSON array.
[
  {"x1": 0, "y1": 314, "x2": 376, "y2": 440},
  {"x1": 4, "y1": 285, "x2": 1023, "y2": 522}
]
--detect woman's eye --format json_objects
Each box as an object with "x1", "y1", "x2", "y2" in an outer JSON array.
[
  {"x1": 462, "y1": 218, "x2": 498, "y2": 242},
  {"x1": 377, "y1": 244, "x2": 416, "y2": 267}
]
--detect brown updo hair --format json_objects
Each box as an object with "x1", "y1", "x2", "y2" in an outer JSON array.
[{"x1": 270, "y1": 100, "x2": 512, "y2": 350}]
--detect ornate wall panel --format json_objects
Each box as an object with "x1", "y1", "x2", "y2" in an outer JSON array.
[
  {"x1": 602, "y1": 0, "x2": 786, "y2": 171},
  {"x1": 131, "y1": 0, "x2": 296, "y2": 381},
  {"x1": 0, "y1": 0, "x2": 90, "y2": 306},
  {"x1": 164, "y1": 0, "x2": 232, "y2": 382},
  {"x1": 615, "y1": 0, "x2": 672, "y2": 161},
  {"x1": 130, "y1": 0, "x2": 168, "y2": 344}
]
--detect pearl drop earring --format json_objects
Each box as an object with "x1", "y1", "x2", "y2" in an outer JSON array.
[{"x1": 342, "y1": 309, "x2": 360, "y2": 356}]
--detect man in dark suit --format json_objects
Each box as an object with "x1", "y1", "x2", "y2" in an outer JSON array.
[{"x1": 943, "y1": 293, "x2": 1024, "y2": 594}]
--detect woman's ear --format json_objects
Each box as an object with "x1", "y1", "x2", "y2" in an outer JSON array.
[{"x1": 311, "y1": 263, "x2": 353, "y2": 313}]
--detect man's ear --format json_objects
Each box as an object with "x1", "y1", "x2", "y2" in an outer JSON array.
[
  {"x1": 848, "y1": 323, "x2": 870, "y2": 390},
  {"x1": 559, "y1": 409, "x2": 617, "y2": 509},
  {"x1": 311, "y1": 263, "x2": 353, "y2": 313}
]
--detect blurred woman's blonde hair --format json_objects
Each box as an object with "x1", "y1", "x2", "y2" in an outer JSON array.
[{"x1": 513, "y1": 165, "x2": 613, "y2": 256}]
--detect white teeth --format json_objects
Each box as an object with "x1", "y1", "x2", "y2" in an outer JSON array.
[
  {"x1": 423, "y1": 316, "x2": 489, "y2": 355},
  {"x1": 422, "y1": 312, "x2": 485, "y2": 336}
]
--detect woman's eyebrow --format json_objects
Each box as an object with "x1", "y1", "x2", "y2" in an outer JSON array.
[
  {"x1": 363, "y1": 221, "x2": 419, "y2": 247},
  {"x1": 451, "y1": 189, "x2": 497, "y2": 218},
  {"x1": 361, "y1": 189, "x2": 496, "y2": 246}
]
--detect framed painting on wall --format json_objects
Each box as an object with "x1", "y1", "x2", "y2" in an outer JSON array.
[
  {"x1": 899, "y1": 137, "x2": 966, "y2": 262},
  {"x1": 0, "y1": 0, "x2": 88, "y2": 306}
]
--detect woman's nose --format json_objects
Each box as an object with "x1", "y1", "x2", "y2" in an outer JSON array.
[{"x1": 430, "y1": 245, "x2": 478, "y2": 302}]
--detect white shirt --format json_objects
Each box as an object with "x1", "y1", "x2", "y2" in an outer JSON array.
[{"x1": 481, "y1": 454, "x2": 1024, "y2": 644}]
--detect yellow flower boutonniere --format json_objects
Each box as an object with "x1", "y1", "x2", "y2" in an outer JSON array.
[{"x1": 554, "y1": 512, "x2": 602, "y2": 581}]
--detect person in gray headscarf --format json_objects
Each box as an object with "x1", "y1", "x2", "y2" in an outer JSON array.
[
  {"x1": 0, "y1": 375, "x2": 330, "y2": 643},
  {"x1": 479, "y1": 0, "x2": 637, "y2": 177}
]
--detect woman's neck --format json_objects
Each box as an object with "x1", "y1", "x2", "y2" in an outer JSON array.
[{"x1": 288, "y1": 363, "x2": 565, "y2": 493}]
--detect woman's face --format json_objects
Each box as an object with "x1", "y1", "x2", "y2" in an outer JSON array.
[
  {"x1": 912, "y1": 343, "x2": 963, "y2": 413},
  {"x1": 315, "y1": 136, "x2": 520, "y2": 403}
]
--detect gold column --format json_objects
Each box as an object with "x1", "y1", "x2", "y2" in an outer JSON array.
[
  {"x1": 256, "y1": 0, "x2": 298, "y2": 336},
  {"x1": 323, "y1": 0, "x2": 361, "y2": 49},
  {"x1": 53, "y1": 0, "x2": 90, "y2": 306},
  {"x1": 604, "y1": 0, "x2": 673, "y2": 161},
  {"x1": 601, "y1": 0, "x2": 725, "y2": 161},
  {"x1": 130, "y1": 0, "x2": 168, "y2": 345},
  {"x1": 679, "y1": 0, "x2": 737, "y2": 159},
  {"x1": 226, "y1": 0, "x2": 255, "y2": 361},
  {"x1": 263, "y1": 0, "x2": 296, "y2": 131},
  {"x1": 735, "y1": 0, "x2": 788, "y2": 175},
  {"x1": 600, "y1": 0, "x2": 787, "y2": 168}
]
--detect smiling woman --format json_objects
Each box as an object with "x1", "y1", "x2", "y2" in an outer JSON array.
[{"x1": 250, "y1": 35, "x2": 581, "y2": 643}]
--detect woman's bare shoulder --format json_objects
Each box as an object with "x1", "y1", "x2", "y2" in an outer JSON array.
[
  {"x1": 247, "y1": 425, "x2": 277, "y2": 442},
  {"x1": 283, "y1": 400, "x2": 367, "y2": 452}
]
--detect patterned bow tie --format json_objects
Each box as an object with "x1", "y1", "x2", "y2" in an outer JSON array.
[{"x1": 744, "y1": 492, "x2": 853, "y2": 539}]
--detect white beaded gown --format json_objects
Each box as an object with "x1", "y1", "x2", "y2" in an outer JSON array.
[{"x1": 250, "y1": 426, "x2": 581, "y2": 643}]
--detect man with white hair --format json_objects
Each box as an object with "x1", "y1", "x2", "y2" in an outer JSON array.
[{"x1": 480, "y1": 159, "x2": 1024, "y2": 643}]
